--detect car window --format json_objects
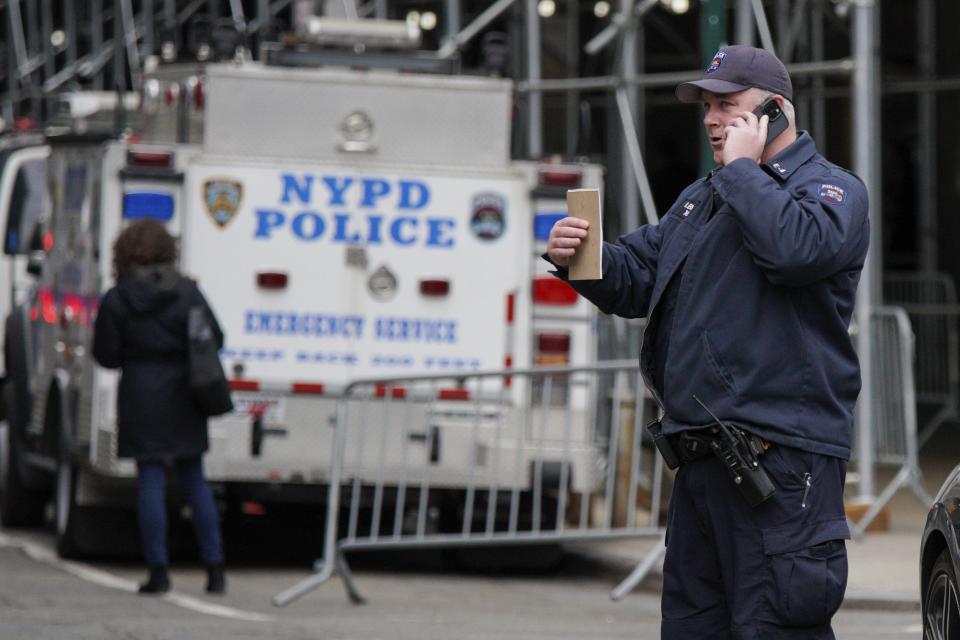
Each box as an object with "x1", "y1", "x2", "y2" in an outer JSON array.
[{"x1": 4, "y1": 157, "x2": 50, "y2": 255}]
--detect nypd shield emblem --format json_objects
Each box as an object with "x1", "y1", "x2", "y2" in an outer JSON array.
[
  {"x1": 203, "y1": 178, "x2": 243, "y2": 228},
  {"x1": 470, "y1": 193, "x2": 507, "y2": 241}
]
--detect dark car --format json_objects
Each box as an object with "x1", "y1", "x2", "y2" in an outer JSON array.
[{"x1": 921, "y1": 463, "x2": 960, "y2": 639}]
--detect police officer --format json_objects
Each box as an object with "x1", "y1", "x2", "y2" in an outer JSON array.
[{"x1": 546, "y1": 45, "x2": 869, "y2": 639}]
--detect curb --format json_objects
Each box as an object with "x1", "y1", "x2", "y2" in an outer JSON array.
[
  {"x1": 841, "y1": 591, "x2": 921, "y2": 612},
  {"x1": 575, "y1": 547, "x2": 922, "y2": 612}
]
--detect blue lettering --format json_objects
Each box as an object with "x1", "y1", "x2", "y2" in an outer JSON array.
[
  {"x1": 367, "y1": 215, "x2": 384, "y2": 244},
  {"x1": 258, "y1": 312, "x2": 273, "y2": 333},
  {"x1": 254, "y1": 209, "x2": 286, "y2": 238},
  {"x1": 322, "y1": 176, "x2": 353, "y2": 206},
  {"x1": 426, "y1": 218, "x2": 455, "y2": 248},
  {"x1": 333, "y1": 214, "x2": 362, "y2": 244},
  {"x1": 350, "y1": 316, "x2": 365, "y2": 338},
  {"x1": 390, "y1": 217, "x2": 418, "y2": 246},
  {"x1": 398, "y1": 180, "x2": 430, "y2": 209},
  {"x1": 281, "y1": 174, "x2": 313, "y2": 204},
  {"x1": 372, "y1": 317, "x2": 458, "y2": 344},
  {"x1": 360, "y1": 178, "x2": 390, "y2": 208},
  {"x1": 291, "y1": 212, "x2": 326, "y2": 240},
  {"x1": 244, "y1": 310, "x2": 370, "y2": 339}
]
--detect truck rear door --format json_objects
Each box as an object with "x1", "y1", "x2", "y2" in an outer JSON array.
[{"x1": 180, "y1": 161, "x2": 532, "y2": 385}]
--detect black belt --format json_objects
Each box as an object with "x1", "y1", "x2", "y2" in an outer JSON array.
[{"x1": 669, "y1": 428, "x2": 770, "y2": 464}]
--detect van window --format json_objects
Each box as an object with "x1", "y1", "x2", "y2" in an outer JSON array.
[{"x1": 3, "y1": 158, "x2": 50, "y2": 255}]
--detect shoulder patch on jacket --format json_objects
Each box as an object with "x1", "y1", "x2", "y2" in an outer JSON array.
[{"x1": 818, "y1": 183, "x2": 846, "y2": 205}]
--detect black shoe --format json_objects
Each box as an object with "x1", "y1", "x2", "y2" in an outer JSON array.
[
  {"x1": 205, "y1": 564, "x2": 226, "y2": 595},
  {"x1": 138, "y1": 566, "x2": 171, "y2": 594}
]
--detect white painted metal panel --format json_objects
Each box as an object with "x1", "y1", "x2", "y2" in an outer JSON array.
[{"x1": 203, "y1": 64, "x2": 512, "y2": 169}]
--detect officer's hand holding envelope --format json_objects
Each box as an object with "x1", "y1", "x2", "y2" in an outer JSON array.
[{"x1": 546, "y1": 188, "x2": 602, "y2": 280}]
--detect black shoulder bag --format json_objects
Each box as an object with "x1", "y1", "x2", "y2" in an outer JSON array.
[{"x1": 188, "y1": 305, "x2": 234, "y2": 416}]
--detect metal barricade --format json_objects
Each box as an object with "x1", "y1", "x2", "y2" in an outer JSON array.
[
  {"x1": 273, "y1": 361, "x2": 668, "y2": 606},
  {"x1": 884, "y1": 271, "x2": 960, "y2": 446},
  {"x1": 850, "y1": 306, "x2": 933, "y2": 537}
]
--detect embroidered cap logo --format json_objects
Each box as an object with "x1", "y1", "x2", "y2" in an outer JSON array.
[{"x1": 705, "y1": 51, "x2": 726, "y2": 75}]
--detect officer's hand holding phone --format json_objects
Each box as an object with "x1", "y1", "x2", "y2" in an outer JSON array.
[{"x1": 721, "y1": 97, "x2": 787, "y2": 166}]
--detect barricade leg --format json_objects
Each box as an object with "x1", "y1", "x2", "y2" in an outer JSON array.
[
  {"x1": 609, "y1": 531, "x2": 666, "y2": 601},
  {"x1": 337, "y1": 548, "x2": 366, "y2": 604},
  {"x1": 272, "y1": 561, "x2": 337, "y2": 607},
  {"x1": 849, "y1": 466, "x2": 920, "y2": 539},
  {"x1": 273, "y1": 399, "x2": 350, "y2": 606}
]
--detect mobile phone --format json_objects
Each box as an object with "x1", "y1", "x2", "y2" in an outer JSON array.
[{"x1": 753, "y1": 97, "x2": 788, "y2": 146}]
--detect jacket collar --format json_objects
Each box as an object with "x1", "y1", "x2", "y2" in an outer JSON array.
[
  {"x1": 760, "y1": 131, "x2": 817, "y2": 181},
  {"x1": 702, "y1": 131, "x2": 817, "y2": 182}
]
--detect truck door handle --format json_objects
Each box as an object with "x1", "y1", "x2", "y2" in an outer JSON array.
[
  {"x1": 407, "y1": 425, "x2": 441, "y2": 464},
  {"x1": 250, "y1": 416, "x2": 288, "y2": 457}
]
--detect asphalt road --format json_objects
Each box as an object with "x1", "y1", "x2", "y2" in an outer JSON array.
[{"x1": 0, "y1": 525, "x2": 923, "y2": 640}]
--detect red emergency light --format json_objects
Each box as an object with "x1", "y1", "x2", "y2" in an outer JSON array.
[
  {"x1": 127, "y1": 150, "x2": 174, "y2": 169},
  {"x1": 419, "y1": 279, "x2": 450, "y2": 296},
  {"x1": 257, "y1": 271, "x2": 289, "y2": 289},
  {"x1": 537, "y1": 332, "x2": 571, "y2": 354},
  {"x1": 532, "y1": 277, "x2": 579, "y2": 305},
  {"x1": 539, "y1": 168, "x2": 582, "y2": 188}
]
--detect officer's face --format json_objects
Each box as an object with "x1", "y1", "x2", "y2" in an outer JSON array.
[{"x1": 701, "y1": 89, "x2": 764, "y2": 165}]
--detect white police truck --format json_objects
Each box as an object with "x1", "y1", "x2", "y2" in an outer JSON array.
[{"x1": 0, "y1": 29, "x2": 604, "y2": 556}]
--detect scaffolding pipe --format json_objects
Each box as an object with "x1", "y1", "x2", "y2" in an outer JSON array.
[
  {"x1": 256, "y1": 0, "x2": 271, "y2": 32},
  {"x1": 4, "y1": 2, "x2": 16, "y2": 120},
  {"x1": 444, "y1": 0, "x2": 460, "y2": 48},
  {"x1": 853, "y1": 0, "x2": 880, "y2": 503},
  {"x1": 918, "y1": 0, "x2": 937, "y2": 272},
  {"x1": 119, "y1": 0, "x2": 141, "y2": 91},
  {"x1": 565, "y1": 0, "x2": 580, "y2": 158},
  {"x1": 735, "y1": 0, "x2": 753, "y2": 46},
  {"x1": 65, "y1": 0, "x2": 78, "y2": 84},
  {"x1": 749, "y1": 0, "x2": 775, "y2": 54},
  {"x1": 516, "y1": 58, "x2": 854, "y2": 94},
  {"x1": 583, "y1": 0, "x2": 658, "y2": 56},
  {"x1": 114, "y1": 0, "x2": 127, "y2": 131},
  {"x1": 8, "y1": 0, "x2": 32, "y2": 80},
  {"x1": 91, "y1": 0, "x2": 103, "y2": 89},
  {"x1": 615, "y1": 87, "x2": 658, "y2": 225},
  {"x1": 780, "y1": 0, "x2": 810, "y2": 62},
  {"x1": 811, "y1": 0, "x2": 825, "y2": 144},
  {"x1": 42, "y1": 0, "x2": 54, "y2": 79},
  {"x1": 525, "y1": 0, "x2": 542, "y2": 158},
  {"x1": 437, "y1": 0, "x2": 517, "y2": 59},
  {"x1": 142, "y1": 0, "x2": 154, "y2": 57},
  {"x1": 620, "y1": 0, "x2": 640, "y2": 233}
]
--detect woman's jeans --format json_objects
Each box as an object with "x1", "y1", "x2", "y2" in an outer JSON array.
[{"x1": 136, "y1": 457, "x2": 224, "y2": 567}]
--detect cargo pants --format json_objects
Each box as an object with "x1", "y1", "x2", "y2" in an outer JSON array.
[{"x1": 660, "y1": 442, "x2": 849, "y2": 640}]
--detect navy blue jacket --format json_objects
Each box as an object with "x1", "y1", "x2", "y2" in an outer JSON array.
[{"x1": 554, "y1": 133, "x2": 869, "y2": 459}]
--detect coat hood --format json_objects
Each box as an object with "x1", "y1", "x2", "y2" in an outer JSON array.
[{"x1": 117, "y1": 263, "x2": 182, "y2": 314}]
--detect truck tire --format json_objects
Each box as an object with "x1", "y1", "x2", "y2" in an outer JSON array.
[
  {"x1": 53, "y1": 449, "x2": 84, "y2": 558},
  {"x1": 0, "y1": 385, "x2": 47, "y2": 527},
  {"x1": 51, "y1": 392, "x2": 97, "y2": 559}
]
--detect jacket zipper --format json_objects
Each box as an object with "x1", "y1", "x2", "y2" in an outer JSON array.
[{"x1": 801, "y1": 472, "x2": 812, "y2": 508}]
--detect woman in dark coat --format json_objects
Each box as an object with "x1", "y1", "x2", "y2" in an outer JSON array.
[{"x1": 93, "y1": 219, "x2": 226, "y2": 595}]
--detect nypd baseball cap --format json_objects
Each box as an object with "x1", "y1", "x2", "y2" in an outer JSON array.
[{"x1": 675, "y1": 45, "x2": 793, "y2": 103}]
